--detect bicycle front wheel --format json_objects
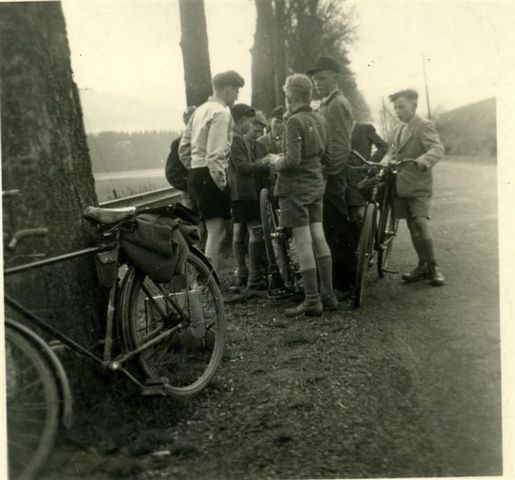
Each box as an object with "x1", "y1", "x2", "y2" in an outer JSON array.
[
  {"x1": 259, "y1": 188, "x2": 293, "y2": 291},
  {"x1": 353, "y1": 202, "x2": 377, "y2": 308},
  {"x1": 5, "y1": 327, "x2": 60, "y2": 480},
  {"x1": 121, "y1": 252, "x2": 225, "y2": 398},
  {"x1": 377, "y1": 200, "x2": 399, "y2": 278}
]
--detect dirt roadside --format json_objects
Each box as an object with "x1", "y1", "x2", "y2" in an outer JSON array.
[{"x1": 41, "y1": 160, "x2": 502, "y2": 479}]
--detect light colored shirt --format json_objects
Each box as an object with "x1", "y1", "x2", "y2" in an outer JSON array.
[{"x1": 179, "y1": 96, "x2": 234, "y2": 189}]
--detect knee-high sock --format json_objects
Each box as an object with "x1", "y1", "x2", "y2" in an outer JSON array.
[
  {"x1": 420, "y1": 238, "x2": 436, "y2": 263},
  {"x1": 316, "y1": 255, "x2": 334, "y2": 298},
  {"x1": 301, "y1": 268, "x2": 320, "y2": 303},
  {"x1": 247, "y1": 238, "x2": 263, "y2": 287},
  {"x1": 232, "y1": 237, "x2": 248, "y2": 279}
]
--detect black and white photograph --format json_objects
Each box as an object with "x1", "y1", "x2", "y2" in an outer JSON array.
[{"x1": 1, "y1": 0, "x2": 513, "y2": 479}]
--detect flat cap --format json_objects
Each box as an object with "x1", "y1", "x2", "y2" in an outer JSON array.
[
  {"x1": 253, "y1": 111, "x2": 268, "y2": 128},
  {"x1": 270, "y1": 106, "x2": 286, "y2": 119},
  {"x1": 306, "y1": 56, "x2": 341, "y2": 75},
  {"x1": 284, "y1": 74, "x2": 313, "y2": 94},
  {"x1": 389, "y1": 89, "x2": 418, "y2": 102},
  {"x1": 213, "y1": 70, "x2": 245, "y2": 89},
  {"x1": 231, "y1": 103, "x2": 255, "y2": 122}
]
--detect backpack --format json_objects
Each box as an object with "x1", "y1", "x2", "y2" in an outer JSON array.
[{"x1": 165, "y1": 135, "x2": 188, "y2": 192}]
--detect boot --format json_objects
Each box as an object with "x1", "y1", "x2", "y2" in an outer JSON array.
[
  {"x1": 401, "y1": 262, "x2": 429, "y2": 282},
  {"x1": 284, "y1": 268, "x2": 322, "y2": 317},
  {"x1": 427, "y1": 261, "x2": 445, "y2": 286}
]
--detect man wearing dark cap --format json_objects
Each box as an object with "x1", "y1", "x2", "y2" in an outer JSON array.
[
  {"x1": 179, "y1": 70, "x2": 244, "y2": 271},
  {"x1": 228, "y1": 104, "x2": 269, "y2": 296},
  {"x1": 382, "y1": 89, "x2": 445, "y2": 286},
  {"x1": 307, "y1": 57, "x2": 355, "y2": 296},
  {"x1": 268, "y1": 74, "x2": 338, "y2": 317}
]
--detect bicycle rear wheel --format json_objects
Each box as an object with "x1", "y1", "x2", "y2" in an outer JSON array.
[
  {"x1": 121, "y1": 252, "x2": 225, "y2": 398},
  {"x1": 377, "y1": 200, "x2": 399, "y2": 278},
  {"x1": 5, "y1": 327, "x2": 60, "y2": 480},
  {"x1": 353, "y1": 202, "x2": 376, "y2": 308},
  {"x1": 259, "y1": 188, "x2": 293, "y2": 292}
]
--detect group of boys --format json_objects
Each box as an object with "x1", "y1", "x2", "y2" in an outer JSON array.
[{"x1": 167, "y1": 56, "x2": 445, "y2": 317}]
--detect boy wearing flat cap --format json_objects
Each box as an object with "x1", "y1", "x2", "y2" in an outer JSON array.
[
  {"x1": 179, "y1": 70, "x2": 244, "y2": 271},
  {"x1": 228, "y1": 104, "x2": 270, "y2": 295},
  {"x1": 307, "y1": 56, "x2": 356, "y2": 296},
  {"x1": 382, "y1": 89, "x2": 445, "y2": 286},
  {"x1": 268, "y1": 74, "x2": 338, "y2": 317}
]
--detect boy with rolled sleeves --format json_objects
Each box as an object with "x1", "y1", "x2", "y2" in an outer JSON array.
[
  {"x1": 382, "y1": 89, "x2": 445, "y2": 286},
  {"x1": 179, "y1": 70, "x2": 244, "y2": 271},
  {"x1": 268, "y1": 74, "x2": 338, "y2": 317}
]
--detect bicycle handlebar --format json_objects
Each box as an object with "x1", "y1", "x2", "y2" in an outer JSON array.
[
  {"x1": 7, "y1": 228, "x2": 49, "y2": 250},
  {"x1": 349, "y1": 149, "x2": 416, "y2": 169}
]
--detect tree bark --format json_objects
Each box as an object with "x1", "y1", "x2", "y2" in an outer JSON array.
[
  {"x1": 272, "y1": 0, "x2": 287, "y2": 105},
  {"x1": 0, "y1": 2, "x2": 105, "y2": 383},
  {"x1": 250, "y1": 0, "x2": 276, "y2": 114},
  {"x1": 179, "y1": 0, "x2": 213, "y2": 107}
]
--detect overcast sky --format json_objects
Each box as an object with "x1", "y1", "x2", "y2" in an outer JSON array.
[{"x1": 61, "y1": 0, "x2": 513, "y2": 132}]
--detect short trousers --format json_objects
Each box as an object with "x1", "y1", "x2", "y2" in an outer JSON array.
[
  {"x1": 393, "y1": 196, "x2": 431, "y2": 219},
  {"x1": 188, "y1": 167, "x2": 231, "y2": 221},
  {"x1": 279, "y1": 194, "x2": 323, "y2": 228},
  {"x1": 231, "y1": 200, "x2": 260, "y2": 224}
]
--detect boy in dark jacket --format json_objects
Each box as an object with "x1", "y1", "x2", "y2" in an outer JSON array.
[{"x1": 228, "y1": 104, "x2": 269, "y2": 293}]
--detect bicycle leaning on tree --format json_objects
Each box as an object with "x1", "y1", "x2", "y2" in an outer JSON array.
[
  {"x1": 3, "y1": 191, "x2": 225, "y2": 480},
  {"x1": 348, "y1": 149, "x2": 415, "y2": 308}
]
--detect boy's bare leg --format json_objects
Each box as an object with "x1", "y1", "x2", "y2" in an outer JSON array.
[{"x1": 204, "y1": 217, "x2": 226, "y2": 272}]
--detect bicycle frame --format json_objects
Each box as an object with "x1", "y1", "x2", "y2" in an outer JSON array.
[{"x1": 4, "y1": 238, "x2": 194, "y2": 388}]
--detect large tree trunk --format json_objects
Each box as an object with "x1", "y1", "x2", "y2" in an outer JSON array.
[
  {"x1": 250, "y1": 0, "x2": 276, "y2": 114},
  {"x1": 1, "y1": 2, "x2": 105, "y2": 383},
  {"x1": 179, "y1": 0, "x2": 212, "y2": 107},
  {"x1": 272, "y1": 0, "x2": 287, "y2": 106}
]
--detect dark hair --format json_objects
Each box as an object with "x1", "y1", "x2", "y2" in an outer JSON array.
[
  {"x1": 389, "y1": 89, "x2": 418, "y2": 103},
  {"x1": 213, "y1": 70, "x2": 245, "y2": 90}
]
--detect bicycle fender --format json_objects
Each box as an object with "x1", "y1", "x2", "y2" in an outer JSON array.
[
  {"x1": 5, "y1": 318, "x2": 73, "y2": 429},
  {"x1": 190, "y1": 246, "x2": 220, "y2": 284}
]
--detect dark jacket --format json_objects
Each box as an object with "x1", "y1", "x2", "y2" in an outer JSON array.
[
  {"x1": 385, "y1": 114, "x2": 444, "y2": 197},
  {"x1": 228, "y1": 128, "x2": 267, "y2": 201},
  {"x1": 165, "y1": 135, "x2": 188, "y2": 191},
  {"x1": 318, "y1": 89, "x2": 353, "y2": 180},
  {"x1": 273, "y1": 105, "x2": 330, "y2": 198},
  {"x1": 348, "y1": 123, "x2": 388, "y2": 188}
]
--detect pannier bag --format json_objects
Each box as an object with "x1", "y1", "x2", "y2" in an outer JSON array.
[{"x1": 120, "y1": 211, "x2": 200, "y2": 283}]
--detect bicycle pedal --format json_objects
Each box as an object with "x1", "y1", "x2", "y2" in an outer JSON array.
[
  {"x1": 142, "y1": 377, "x2": 169, "y2": 396},
  {"x1": 48, "y1": 340, "x2": 66, "y2": 354}
]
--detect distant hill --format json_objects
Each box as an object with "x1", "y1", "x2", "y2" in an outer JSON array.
[
  {"x1": 87, "y1": 130, "x2": 179, "y2": 173},
  {"x1": 435, "y1": 97, "x2": 496, "y2": 157},
  {"x1": 79, "y1": 89, "x2": 184, "y2": 133}
]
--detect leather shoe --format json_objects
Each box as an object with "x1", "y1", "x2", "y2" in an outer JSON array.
[
  {"x1": 285, "y1": 300, "x2": 323, "y2": 317},
  {"x1": 401, "y1": 262, "x2": 428, "y2": 282},
  {"x1": 427, "y1": 262, "x2": 445, "y2": 286},
  {"x1": 321, "y1": 293, "x2": 339, "y2": 311}
]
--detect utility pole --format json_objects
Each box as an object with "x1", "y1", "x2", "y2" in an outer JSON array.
[{"x1": 422, "y1": 53, "x2": 432, "y2": 119}]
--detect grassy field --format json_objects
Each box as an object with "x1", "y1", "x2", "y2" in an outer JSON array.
[{"x1": 94, "y1": 168, "x2": 169, "y2": 203}]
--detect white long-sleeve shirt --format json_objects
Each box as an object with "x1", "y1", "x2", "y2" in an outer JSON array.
[{"x1": 179, "y1": 96, "x2": 234, "y2": 189}]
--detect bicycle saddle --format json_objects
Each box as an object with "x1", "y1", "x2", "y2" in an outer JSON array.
[{"x1": 83, "y1": 206, "x2": 136, "y2": 225}]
